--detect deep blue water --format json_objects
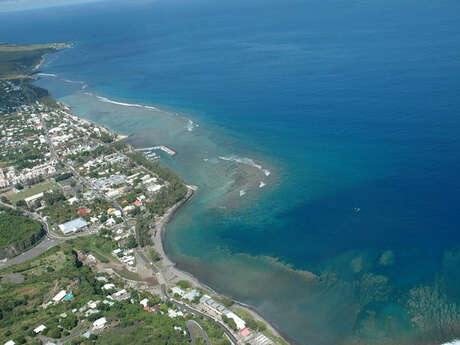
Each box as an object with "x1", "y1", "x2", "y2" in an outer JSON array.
[{"x1": 2, "y1": 0, "x2": 460, "y2": 343}]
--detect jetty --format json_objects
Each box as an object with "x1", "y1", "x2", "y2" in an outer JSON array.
[{"x1": 135, "y1": 145, "x2": 176, "y2": 156}]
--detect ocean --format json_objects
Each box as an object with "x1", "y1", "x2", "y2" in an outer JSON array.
[{"x1": 2, "y1": 0, "x2": 460, "y2": 343}]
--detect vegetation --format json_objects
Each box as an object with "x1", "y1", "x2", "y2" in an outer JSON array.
[
  {"x1": 69, "y1": 236, "x2": 115, "y2": 264},
  {"x1": 0, "y1": 208, "x2": 44, "y2": 258},
  {"x1": 148, "y1": 248, "x2": 161, "y2": 262},
  {"x1": 135, "y1": 215, "x2": 153, "y2": 247},
  {"x1": 176, "y1": 280, "x2": 191, "y2": 290},
  {"x1": 0, "y1": 43, "x2": 64, "y2": 79}
]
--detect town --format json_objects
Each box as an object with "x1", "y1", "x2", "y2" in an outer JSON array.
[{"x1": 0, "y1": 70, "x2": 286, "y2": 345}]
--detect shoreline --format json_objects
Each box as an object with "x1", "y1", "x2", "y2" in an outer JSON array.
[
  {"x1": 151, "y1": 185, "x2": 291, "y2": 344},
  {"x1": 31, "y1": 50, "x2": 289, "y2": 343}
]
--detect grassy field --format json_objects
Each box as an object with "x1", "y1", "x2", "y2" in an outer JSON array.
[
  {"x1": 6, "y1": 181, "x2": 56, "y2": 203},
  {"x1": 0, "y1": 43, "x2": 66, "y2": 79}
]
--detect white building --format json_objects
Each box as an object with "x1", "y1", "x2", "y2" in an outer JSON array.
[
  {"x1": 24, "y1": 192, "x2": 44, "y2": 206},
  {"x1": 140, "y1": 298, "x2": 149, "y2": 307},
  {"x1": 52, "y1": 290, "x2": 67, "y2": 303},
  {"x1": 34, "y1": 324, "x2": 47, "y2": 334},
  {"x1": 102, "y1": 283, "x2": 115, "y2": 290},
  {"x1": 92, "y1": 317, "x2": 107, "y2": 330},
  {"x1": 59, "y1": 217, "x2": 88, "y2": 235}
]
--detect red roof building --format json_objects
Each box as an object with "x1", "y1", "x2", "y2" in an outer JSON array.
[
  {"x1": 77, "y1": 208, "x2": 91, "y2": 217},
  {"x1": 240, "y1": 328, "x2": 251, "y2": 337}
]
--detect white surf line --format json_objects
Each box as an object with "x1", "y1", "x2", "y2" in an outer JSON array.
[{"x1": 219, "y1": 155, "x2": 271, "y2": 177}]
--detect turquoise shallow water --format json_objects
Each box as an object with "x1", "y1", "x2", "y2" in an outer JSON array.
[{"x1": 3, "y1": 0, "x2": 460, "y2": 343}]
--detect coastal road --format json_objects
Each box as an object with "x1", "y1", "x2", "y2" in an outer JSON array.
[{"x1": 173, "y1": 299, "x2": 239, "y2": 345}]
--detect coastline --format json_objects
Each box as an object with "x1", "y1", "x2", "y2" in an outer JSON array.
[
  {"x1": 47, "y1": 90, "x2": 290, "y2": 343},
  {"x1": 30, "y1": 46, "x2": 290, "y2": 344},
  {"x1": 151, "y1": 185, "x2": 291, "y2": 344}
]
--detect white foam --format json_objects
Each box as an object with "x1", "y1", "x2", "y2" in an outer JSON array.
[
  {"x1": 36, "y1": 73, "x2": 57, "y2": 77},
  {"x1": 218, "y1": 155, "x2": 271, "y2": 177},
  {"x1": 441, "y1": 340, "x2": 460, "y2": 345},
  {"x1": 186, "y1": 119, "x2": 199, "y2": 132},
  {"x1": 89, "y1": 94, "x2": 159, "y2": 111},
  {"x1": 37, "y1": 73, "x2": 88, "y2": 90}
]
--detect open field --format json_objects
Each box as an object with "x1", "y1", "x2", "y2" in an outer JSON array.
[{"x1": 6, "y1": 181, "x2": 56, "y2": 203}]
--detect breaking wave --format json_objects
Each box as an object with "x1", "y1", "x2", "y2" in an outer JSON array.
[
  {"x1": 87, "y1": 93, "x2": 159, "y2": 111},
  {"x1": 186, "y1": 119, "x2": 199, "y2": 132},
  {"x1": 36, "y1": 73, "x2": 57, "y2": 77},
  {"x1": 441, "y1": 341, "x2": 460, "y2": 345},
  {"x1": 218, "y1": 155, "x2": 271, "y2": 176},
  {"x1": 36, "y1": 73, "x2": 88, "y2": 89}
]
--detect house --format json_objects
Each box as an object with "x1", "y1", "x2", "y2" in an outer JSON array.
[
  {"x1": 102, "y1": 283, "x2": 116, "y2": 290},
  {"x1": 52, "y1": 290, "x2": 67, "y2": 303},
  {"x1": 4, "y1": 340, "x2": 15, "y2": 345},
  {"x1": 105, "y1": 217, "x2": 116, "y2": 226},
  {"x1": 140, "y1": 298, "x2": 149, "y2": 307},
  {"x1": 168, "y1": 309, "x2": 184, "y2": 318},
  {"x1": 147, "y1": 184, "x2": 162, "y2": 193},
  {"x1": 240, "y1": 328, "x2": 251, "y2": 337},
  {"x1": 171, "y1": 286, "x2": 185, "y2": 297},
  {"x1": 87, "y1": 300, "x2": 101, "y2": 309},
  {"x1": 59, "y1": 217, "x2": 88, "y2": 235},
  {"x1": 92, "y1": 317, "x2": 107, "y2": 330},
  {"x1": 77, "y1": 208, "x2": 91, "y2": 216},
  {"x1": 33, "y1": 324, "x2": 46, "y2": 334},
  {"x1": 67, "y1": 196, "x2": 79, "y2": 205}
]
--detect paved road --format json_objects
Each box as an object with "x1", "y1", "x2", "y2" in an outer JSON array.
[
  {"x1": 187, "y1": 320, "x2": 212, "y2": 345},
  {"x1": 0, "y1": 237, "x2": 63, "y2": 269},
  {"x1": 174, "y1": 300, "x2": 238, "y2": 344}
]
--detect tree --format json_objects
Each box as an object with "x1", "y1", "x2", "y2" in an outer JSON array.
[
  {"x1": 177, "y1": 280, "x2": 191, "y2": 290},
  {"x1": 61, "y1": 314, "x2": 78, "y2": 330},
  {"x1": 126, "y1": 235, "x2": 137, "y2": 249},
  {"x1": 16, "y1": 200, "x2": 26, "y2": 207}
]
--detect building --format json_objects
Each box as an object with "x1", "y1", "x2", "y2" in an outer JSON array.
[
  {"x1": 183, "y1": 289, "x2": 200, "y2": 302},
  {"x1": 4, "y1": 341, "x2": 15, "y2": 345},
  {"x1": 77, "y1": 208, "x2": 91, "y2": 216},
  {"x1": 24, "y1": 192, "x2": 44, "y2": 206},
  {"x1": 59, "y1": 217, "x2": 88, "y2": 235},
  {"x1": 140, "y1": 298, "x2": 149, "y2": 307},
  {"x1": 240, "y1": 328, "x2": 251, "y2": 337},
  {"x1": 92, "y1": 317, "x2": 107, "y2": 330},
  {"x1": 171, "y1": 287, "x2": 185, "y2": 298},
  {"x1": 33, "y1": 324, "x2": 46, "y2": 334},
  {"x1": 52, "y1": 290, "x2": 67, "y2": 302}
]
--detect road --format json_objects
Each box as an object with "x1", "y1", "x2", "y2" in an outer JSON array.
[{"x1": 0, "y1": 237, "x2": 62, "y2": 269}]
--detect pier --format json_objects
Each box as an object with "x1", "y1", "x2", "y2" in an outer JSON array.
[{"x1": 135, "y1": 145, "x2": 176, "y2": 156}]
